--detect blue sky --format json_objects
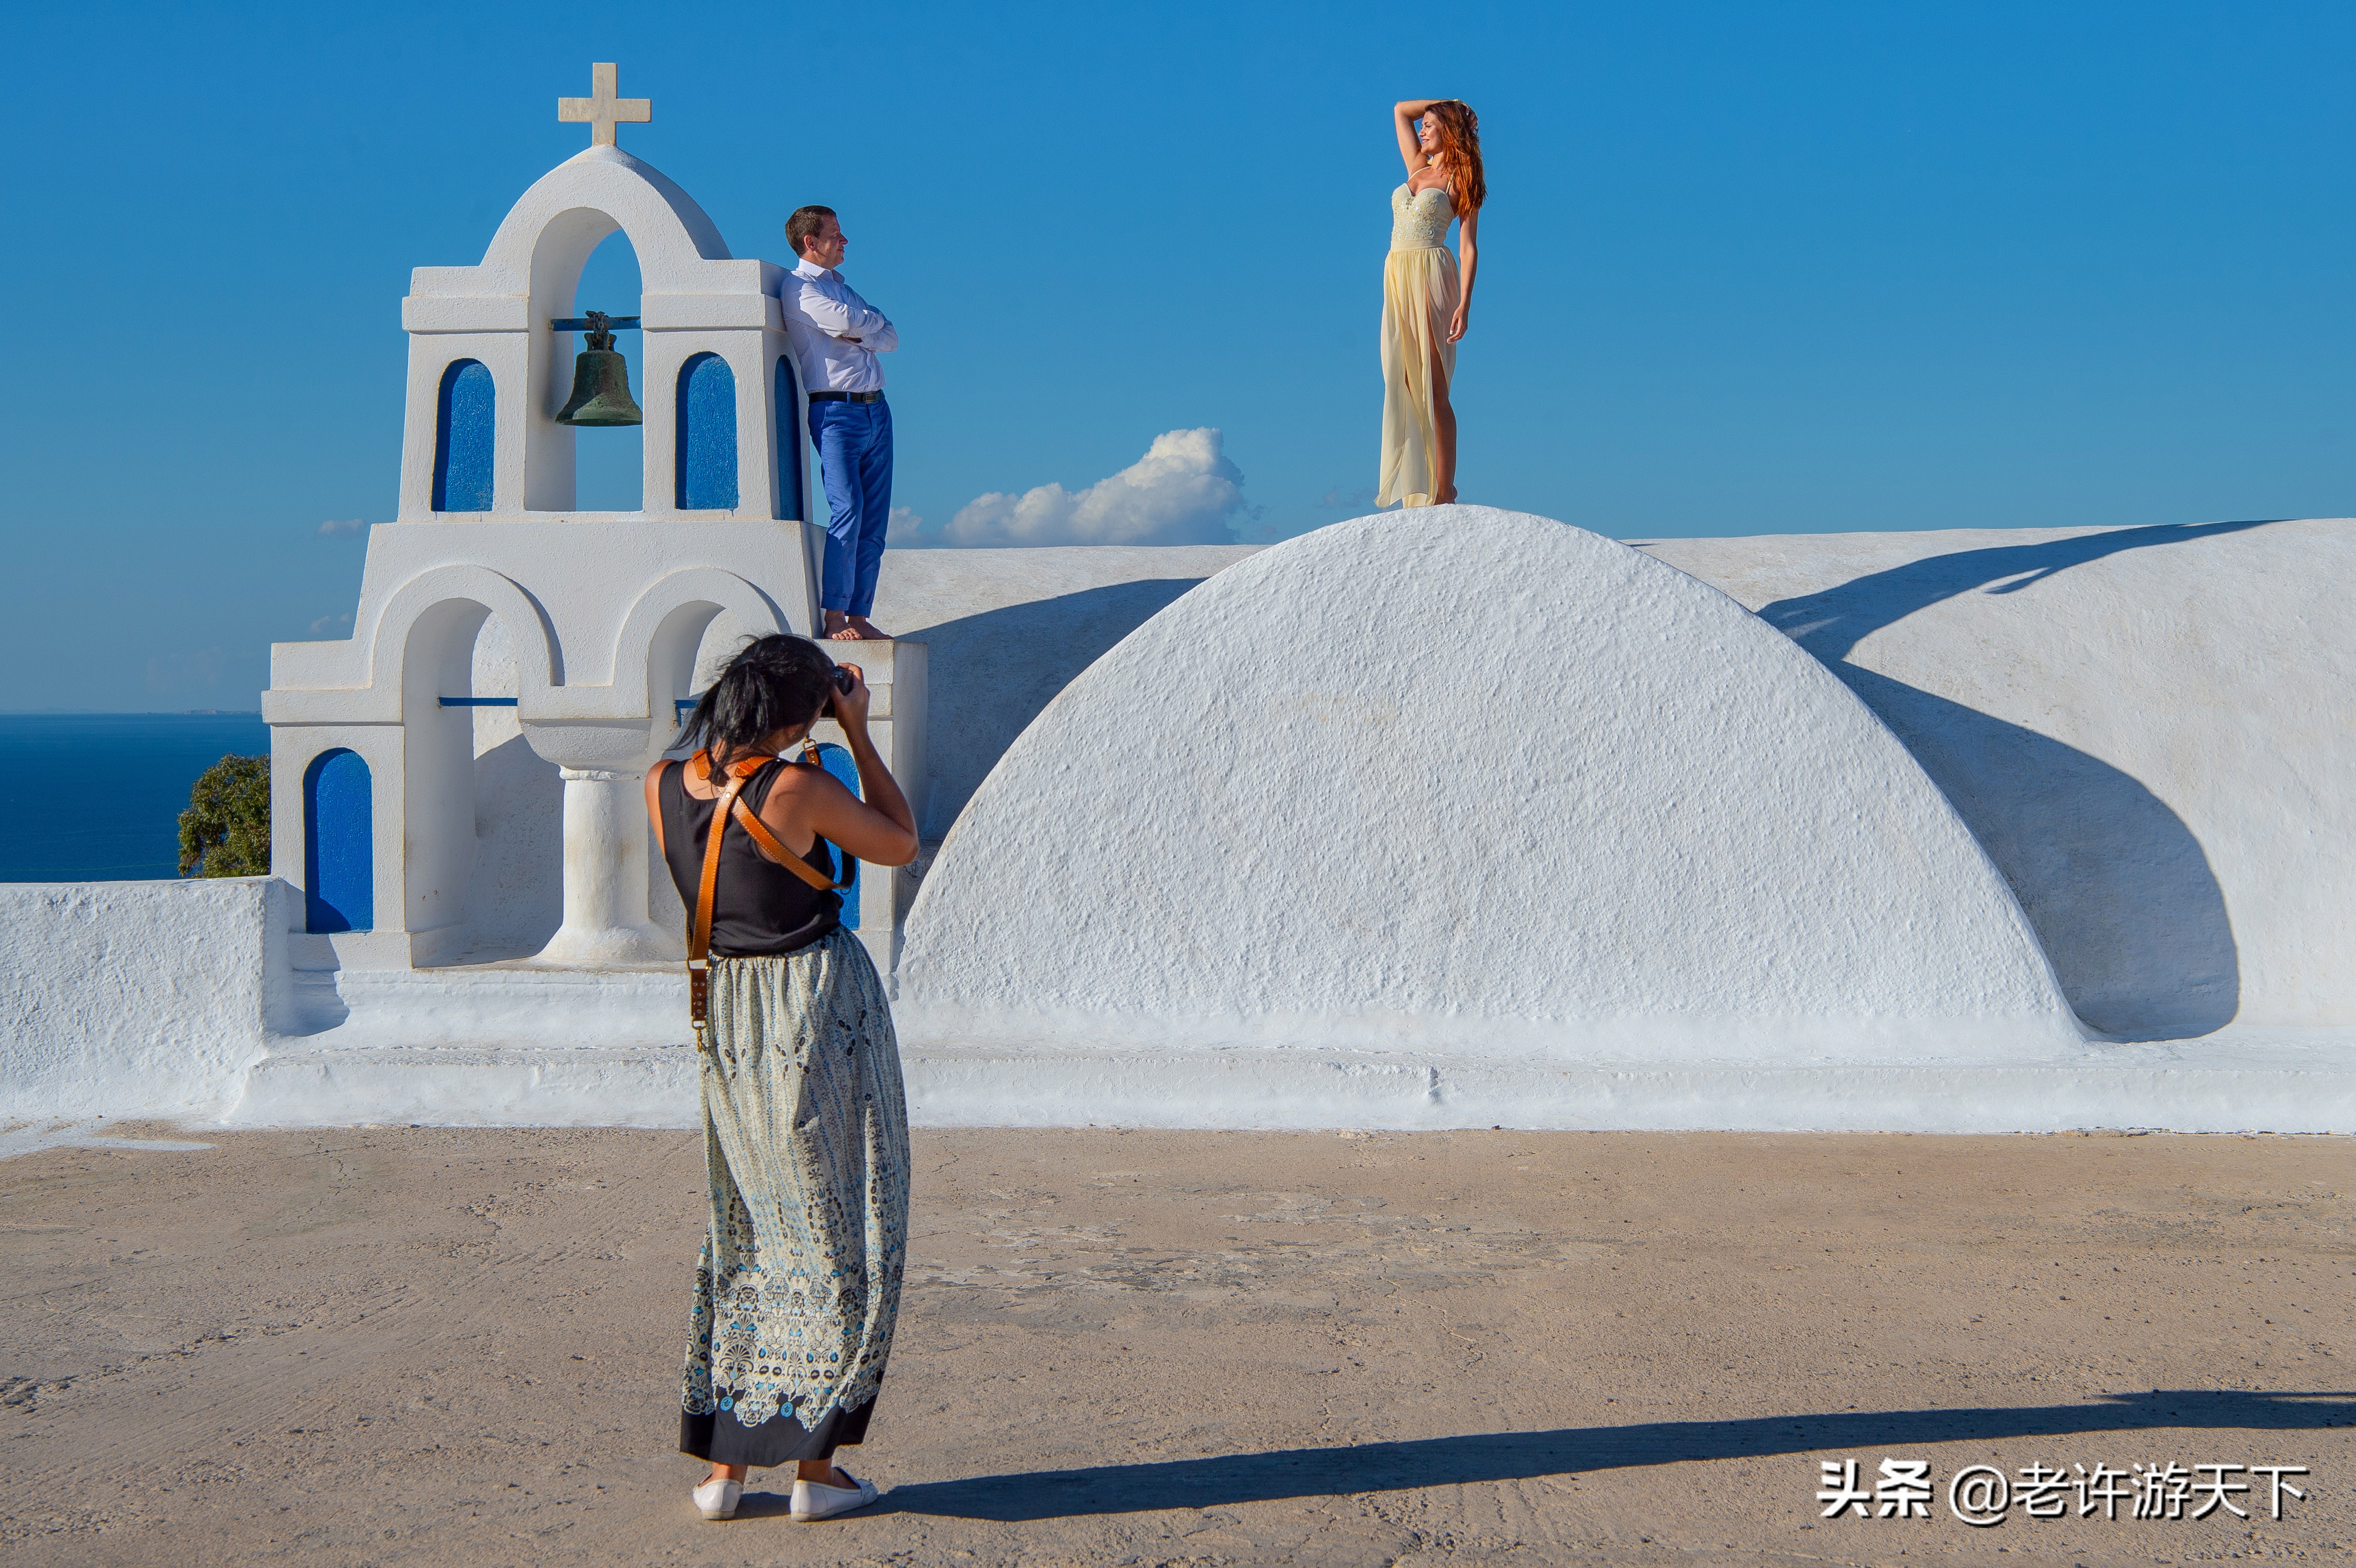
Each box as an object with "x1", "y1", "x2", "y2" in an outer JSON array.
[{"x1": 5, "y1": 1, "x2": 2353, "y2": 709}]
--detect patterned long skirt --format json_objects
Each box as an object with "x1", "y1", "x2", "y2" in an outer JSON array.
[{"x1": 678, "y1": 929, "x2": 910, "y2": 1468}]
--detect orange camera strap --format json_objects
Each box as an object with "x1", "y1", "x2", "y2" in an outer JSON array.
[{"x1": 684, "y1": 748, "x2": 854, "y2": 1029}]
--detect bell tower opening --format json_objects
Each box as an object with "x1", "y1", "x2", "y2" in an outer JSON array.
[
  {"x1": 432, "y1": 360, "x2": 496, "y2": 512},
  {"x1": 570, "y1": 229, "x2": 644, "y2": 512},
  {"x1": 303, "y1": 748, "x2": 374, "y2": 933},
  {"x1": 676, "y1": 353, "x2": 738, "y2": 509}
]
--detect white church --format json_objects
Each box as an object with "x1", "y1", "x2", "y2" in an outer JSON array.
[
  {"x1": 2, "y1": 68, "x2": 2350, "y2": 1139},
  {"x1": 265, "y1": 65, "x2": 924, "y2": 979}
]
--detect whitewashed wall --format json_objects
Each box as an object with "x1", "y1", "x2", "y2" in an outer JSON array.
[
  {"x1": 8, "y1": 513, "x2": 2351, "y2": 1136},
  {"x1": 1646, "y1": 518, "x2": 2356, "y2": 1038},
  {"x1": 0, "y1": 880, "x2": 283, "y2": 1122},
  {"x1": 898, "y1": 508, "x2": 2084, "y2": 1063}
]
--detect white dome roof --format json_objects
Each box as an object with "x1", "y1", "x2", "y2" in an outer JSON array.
[{"x1": 898, "y1": 505, "x2": 2078, "y2": 1066}]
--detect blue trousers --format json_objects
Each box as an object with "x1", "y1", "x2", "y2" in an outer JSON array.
[{"x1": 808, "y1": 398, "x2": 894, "y2": 618}]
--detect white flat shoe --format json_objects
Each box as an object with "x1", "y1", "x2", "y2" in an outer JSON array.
[
  {"x1": 691, "y1": 1476, "x2": 743, "y2": 1520},
  {"x1": 790, "y1": 1468, "x2": 879, "y2": 1520}
]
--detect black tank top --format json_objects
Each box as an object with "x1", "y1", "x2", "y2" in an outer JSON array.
[{"x1": 660, "y1": 759, "x2": 842, "y2": 956}]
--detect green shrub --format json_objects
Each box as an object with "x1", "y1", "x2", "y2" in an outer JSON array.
[{"x1": 179, "y1": 754, "x2": 271, "y2": 877}]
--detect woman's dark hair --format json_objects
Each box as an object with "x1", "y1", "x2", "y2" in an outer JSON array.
[{"x1": 676, "y1": 634, "x2": 837, "y2": 766}]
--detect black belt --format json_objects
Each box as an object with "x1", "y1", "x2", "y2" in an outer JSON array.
[{"x1": 807, "y1": 390, "x2": 885, "y2": 403}]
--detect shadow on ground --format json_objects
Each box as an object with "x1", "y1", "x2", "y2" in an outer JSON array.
[{"x1": 878, "y1": 1390, "x2": 2351, "y2": 1520}]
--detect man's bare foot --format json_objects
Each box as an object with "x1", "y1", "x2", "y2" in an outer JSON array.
[
  {"x1": 822, "y1": 611, "x2": 862, "y2": 641},
  {"x1": 847, "y1": 616, "x2": 890, "y2": 640}
]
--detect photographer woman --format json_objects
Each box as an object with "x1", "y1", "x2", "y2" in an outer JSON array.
[{"x1": 644, "y1": 633, "x2": 920, "y2": 1523}]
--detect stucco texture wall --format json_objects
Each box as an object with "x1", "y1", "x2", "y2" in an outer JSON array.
[
  {"x1": 0, "y1": 880, "x2": 280, "y2": 1121},
  {"x1": 870, "y1": 545, "x2": 1259, "y2": 837},
  {"x1": 1645, "y1": 518, "x2": 2355, "y2": 1037},
  {"x1": 897, "y1": 507, "x2": 2080, "y2": 1063}
]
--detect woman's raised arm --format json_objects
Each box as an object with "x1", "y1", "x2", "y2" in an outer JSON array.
[
  {"x1": 1394, "y1": 100, "x2": 1439, "y2": 175},
  {"x1": 754, "y1": 667, "x2": 920, "y2": 868}
]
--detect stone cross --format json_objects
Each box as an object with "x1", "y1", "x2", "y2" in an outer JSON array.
[{"x1": 558, "y1": 63, "x2": 651, "y2": 148}]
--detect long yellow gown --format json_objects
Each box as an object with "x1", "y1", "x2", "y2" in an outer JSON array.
[{"x1": 1378, "y1": 182, "x2": 1460, "y2": 509}]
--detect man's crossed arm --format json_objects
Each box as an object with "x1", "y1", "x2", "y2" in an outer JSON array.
[{"x1": 786, "y1": 276, "x2": 897, "y2": 352}]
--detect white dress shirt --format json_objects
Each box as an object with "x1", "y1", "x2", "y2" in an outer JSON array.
[{"x1": 780, "y1": 258, "x2": 898, "y2": 394}]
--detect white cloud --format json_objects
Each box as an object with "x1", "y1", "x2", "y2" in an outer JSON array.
[
  {"x1": 935, "y1": 429, "x2": 1249, "y2": 548},
  {"x1": 309, "y1": 612, "x2": 353, "y2": 635},
  {"x1": 888, "y1": 505, "x2": 925, "y2": 535},
  {"x1": 317, "y1": 518, "x2": 367, "y2": 537}
]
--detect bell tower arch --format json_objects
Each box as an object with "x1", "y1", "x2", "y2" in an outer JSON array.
[
  {"x1": 394, "y1": 86, "x2": 808, "y2": 528},
  {"x1": 265, "y1": 64, "x2": 856, "y2": 971}
]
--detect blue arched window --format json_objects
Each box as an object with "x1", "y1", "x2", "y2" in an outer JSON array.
[
  {"x1": 676, "y1": 352, "x2": 738, "y2": 510},
  {"x1": 775, "y1": 354, "x2": 805, "y2": 522},
  {"x1": 431, "y1": 360, "x2": 495, "y2": 512},
  {"x1": 303, "y1": 748, "x2": 374, "y2": 933},
  {"x1": 811, "y1": 740, "x2": 860, "y2": 930}
]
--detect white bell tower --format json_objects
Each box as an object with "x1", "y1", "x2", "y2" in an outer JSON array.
[{"x1": 261, "y1": 65, "x2": 924, "y2": 977}]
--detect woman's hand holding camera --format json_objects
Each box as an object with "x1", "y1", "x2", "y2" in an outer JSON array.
[
  {"x1": 809, "y1": 658, "x2": 916, "y2": 865},
  {"x1": 827, "y1": 663, "x2": 873, "y2": 729}
]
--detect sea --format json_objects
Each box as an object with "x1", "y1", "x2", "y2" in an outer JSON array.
[{"x1": 0, "y1": 713, "x2": 272, "y2": 881}]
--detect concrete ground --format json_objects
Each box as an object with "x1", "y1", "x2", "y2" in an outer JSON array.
[{"x1": 2, "y1": 1125, "x2": 2349, "y2": 1567}]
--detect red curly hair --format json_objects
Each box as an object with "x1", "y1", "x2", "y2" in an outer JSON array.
[{"x1": 1426, "y1": 100, "x2": 1486, "y2": 219}]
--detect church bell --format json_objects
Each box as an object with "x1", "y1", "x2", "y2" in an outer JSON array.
[{"x1": 554, "y1": 311, "x2": 644, "y2": 426}]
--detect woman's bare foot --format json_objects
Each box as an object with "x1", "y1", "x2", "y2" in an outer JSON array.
[{"x1": 1435, "y1": 485, "x2": 1459, "y2": 504}]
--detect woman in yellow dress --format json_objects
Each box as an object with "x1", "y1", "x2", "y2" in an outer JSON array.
[{"x1": 1380, "y1": 98, "x2": 1486, "y2": 509}]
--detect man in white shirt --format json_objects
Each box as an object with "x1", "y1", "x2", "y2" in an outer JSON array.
[{"x1": 780, "y1": 205, "x2": 899, "y2": 641}]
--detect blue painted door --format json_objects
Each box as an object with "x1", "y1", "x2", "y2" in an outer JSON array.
[
  {"x1": 675, "y1": 353, "x2": 738, "y2": 510},
  {"x1": 432, "y1": 360, "x2": 495, "y2": 511},
  {"x1": 810, "y1": 741, "x2": 859, "y2": 929},
  {"x1": 303, "y1": 748, "x2": 373, "y2": 932},
  {"x1": 774, "y1": 355, "x2": 804, "y2": 521}
]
